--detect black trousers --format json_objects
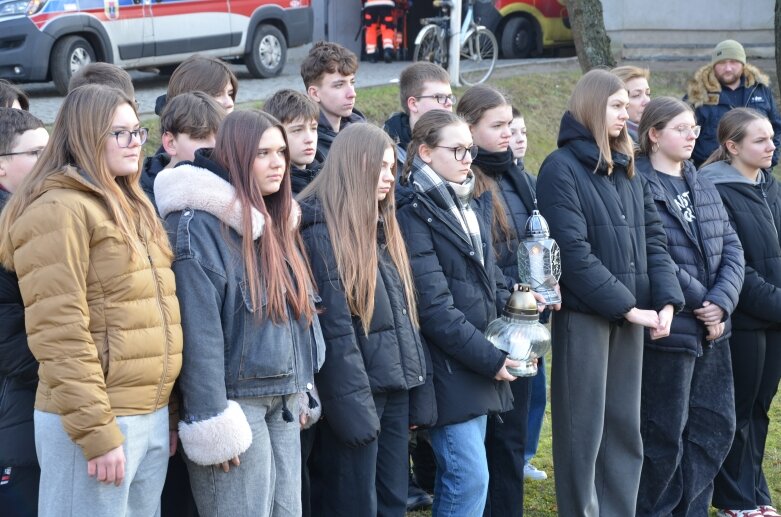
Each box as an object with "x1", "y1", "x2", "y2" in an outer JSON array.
[
  {"x1": 484, "y1": 376, "x2": 532, "y2": 517},
  {"x1": 713, "y1": 328, "x2": 781, "y2": 509},
  {"x1": 310, "y1": 390, "x2": 409, "y2": 517},
  {"x1": 637, "y1": 343, "x2": 735, "y2": 517},
  {"x1": 301, "y1": 426, "x2": 316, "y2": 517},
  {"x1": 0, "y1": 465, "x2": 39, "y2": 517},
  {"x1": 161, "y1": 447, "x2": 199, "y2": 517}
]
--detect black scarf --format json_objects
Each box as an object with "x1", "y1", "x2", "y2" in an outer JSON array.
[{"x1": 472, "y1": 148, "x2": 514, "y2": 177}]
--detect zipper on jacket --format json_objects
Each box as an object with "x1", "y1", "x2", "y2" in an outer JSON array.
[
  {"x1": 147, "y1": 247, "x2": 169, "y2": 409},
  {"x1": 760, "y1": 184, "x2": 780, "y2": 239}
]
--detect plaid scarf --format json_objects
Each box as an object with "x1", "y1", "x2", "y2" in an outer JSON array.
[{"x1": 411, "y1": 157, "x2": 484, "y2": 265}]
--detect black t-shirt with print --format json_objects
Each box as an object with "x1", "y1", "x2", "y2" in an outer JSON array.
[{"x1": 657, "y1": 172, "x2": 700, "y2": 241}]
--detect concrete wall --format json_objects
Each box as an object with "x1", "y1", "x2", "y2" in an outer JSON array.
[{"x1": 601, "y1": 0, "x2": 775, "y2": 60}]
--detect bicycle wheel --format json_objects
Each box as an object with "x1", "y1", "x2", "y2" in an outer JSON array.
[
  {"x1": 459, "y1": 26, "x2": 498, "y2": 86},
  {"x1": 414, "y1": 25, "x2": 447, "y2": 68}
]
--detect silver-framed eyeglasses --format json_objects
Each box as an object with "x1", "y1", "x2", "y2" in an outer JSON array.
[
  {"x1": 109, "y1": 128, "x2": 149, "y2": 148},
  {"x1": 436, "y1": 144, "x2": 478, "y2": 161},
  {"x1": 0, "y1": 148, "x2": 44, "y2": 159},
  {"x1": 416, "y1": 94, "x2": 457, "y2": 105},
  {"x1": 666, "y1": 125, "x2": 701, "y2": 138}
]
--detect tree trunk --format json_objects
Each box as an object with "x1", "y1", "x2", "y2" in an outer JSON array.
[
  {"x1": 776, "y1": 0, "x2": 780, "y2": 89},
  {"x1": 566, "y1": 0, "x2": 616, "y2": 72}
]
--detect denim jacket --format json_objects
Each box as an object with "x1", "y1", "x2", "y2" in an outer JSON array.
[{"x1": 154, "y1": 157, "x2": 325, "y2": 465}]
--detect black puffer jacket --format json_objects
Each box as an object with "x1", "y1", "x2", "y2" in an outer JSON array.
[
  {"x1": 636, "y1": 156, "x2": 744, "y2": 355},
  {"x1": 536, "y1": 112, "x2": 684, "y2": 321},
  {"x1": 140, "y1": 150, "x2": 171, "y2": 209},
  {"x1": 316, "y1": 108, "x2": 366, "y2": 160},
  {"x1": 299, "y1": 197, "x2": 430, "y2": 446},
  {"x1": 0, "y1": 189, "x2": 38, "y2": 467},
  {"x1": 472, "y1": 149, "x2": 537, "y2": 289},
  {"x1": 396, "y1": 182, "x2": 513, "y2": 427},
  {"x1": 700, "y1": 161, "x2": 781, "y2": 330}
]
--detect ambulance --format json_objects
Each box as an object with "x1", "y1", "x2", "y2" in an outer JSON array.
[{"x1": 0, "y1": 0, "x2": 312, "y2": 93}]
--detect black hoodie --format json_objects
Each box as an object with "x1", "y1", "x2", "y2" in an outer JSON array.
[
  {"x1": 316, "y1": 108, "x2": 366, "y2": 160},
  {"x1": 700, "y1": 160, "x2": 781, "y2": 330}
]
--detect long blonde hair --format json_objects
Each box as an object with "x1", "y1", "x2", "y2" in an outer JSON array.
[
  {"x1": 299, "y1": 123, "x2": 418, "y2": 335},
  {"x1": 0, "y1": 84, "x2": 170, "y2": 268},
  {"x1": 569, "y1": 69, "x2": 636, "y2": 177}
]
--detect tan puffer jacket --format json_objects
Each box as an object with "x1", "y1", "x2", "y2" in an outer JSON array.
[{"x1": 6, "y1": 167, "x2": 182, "y2": 460}]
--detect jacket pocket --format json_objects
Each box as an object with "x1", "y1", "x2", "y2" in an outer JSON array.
[
  {"x1": 237, "y1": 280, "x2": 294, "y2": 380},
  {"x1": 95, "y1": 331, "x2": 110, "y2": 378}
]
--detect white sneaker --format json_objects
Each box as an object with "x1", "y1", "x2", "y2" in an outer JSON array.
[
  {"x1": 760, "y1": 506, "x2": 781, "y2": 517},
  {"x1": 523, "y1": 462, "x2": 547, "y2": 481},
  {"x1": 715, "y1": 509, "x2": 764, "y2": 517}
]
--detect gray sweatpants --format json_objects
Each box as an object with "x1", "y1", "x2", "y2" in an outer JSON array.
[
  {"x1": 551, "y1": 309, "x2": 644, "y2": 517},
  {"x1": 35, "y1": 406, "x2": 170, "y2": 517}
]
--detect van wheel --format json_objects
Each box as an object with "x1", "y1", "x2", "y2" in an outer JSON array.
[
  {"x1": 51, "y1": 36, "x2": 96, "y2": 95},
  {"x1": 245, "y1": 24, "x2": 286, "y2": 79},
  {"x1": 501, "y1": 17, "x2": 536, "y2": 59}
]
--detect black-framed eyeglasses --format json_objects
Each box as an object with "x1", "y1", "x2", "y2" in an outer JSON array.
[
  {"x1": 0, "y1": 148, "x2": 44, "y2": 159},
  {"x1": 435, "y1": 144, "x2": 478, "y2": 161},
  {"x1": 416, "y1": 94, "x2": 457, "y2": 105},
  {"x1": 109, "y1": 128, "x2": 149, "y2": 148}
]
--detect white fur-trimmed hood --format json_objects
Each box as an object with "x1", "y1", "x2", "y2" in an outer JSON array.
[{"x1": 154, "y1": 163, "x2": 266, "y2": 239}]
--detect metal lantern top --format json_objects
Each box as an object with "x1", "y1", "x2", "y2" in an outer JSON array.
[{"x1": 524, "y1": 209, "x2": 550, "y2": 239}]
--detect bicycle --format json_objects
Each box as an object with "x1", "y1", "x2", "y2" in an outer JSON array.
[{"x1": 413, "y1": 0, "x2": 498, "y2": 86}]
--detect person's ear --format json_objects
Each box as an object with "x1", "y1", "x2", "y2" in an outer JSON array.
[
  {"x1": 161, "y1": 131, "x2": 177, "y2": 156},
  {"x1": 407, "y1": 96, "x2": 418, "y2": 114},
  {"x1": 307, "y1": 85, "x2": 321, "y2": 104},
  {"x1": 648, "y1": 127, "x2": 660, "y2": 144},
  {"x1": 725, "y1": 140, "x2": 740, "y2": 158},
  {"x1": 418, "y1": 143, "x2": 433, "y2": 164}
]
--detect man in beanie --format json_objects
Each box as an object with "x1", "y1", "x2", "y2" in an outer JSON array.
[{"x1": 686, "y1": 39, "x2": 781, "y2": 166}]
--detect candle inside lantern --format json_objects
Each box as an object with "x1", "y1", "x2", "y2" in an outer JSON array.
[{"x1": 529, "y1": 245, "x2": 544, "y2": 285}]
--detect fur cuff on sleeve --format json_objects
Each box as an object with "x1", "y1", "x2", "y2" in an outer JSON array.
[{"x1": 178, "y1": 400, "x2": 253, "y2": 466}]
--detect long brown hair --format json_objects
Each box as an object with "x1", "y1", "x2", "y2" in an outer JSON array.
[
  {"x1": 569, "y1": 69, "x2": 636, "y2": 177},
  {"x1": 702, "y1": 108, "x2": 769, "y2": 166},
  {"x1": 456, "y1": 84, "x2": 516, "y2": 249},
  {"x1": 0, "y1": 84, "x2": 169, "y2": 268},
  {"x1": 299, "y1": 123, "x2": 418, "y2": 335},
  {"x1": 637, "y1": 96, "x2": 693, "y2": 156},
  {"x1": 211, "y1": 110, "x2": 314, "y2": 324}
]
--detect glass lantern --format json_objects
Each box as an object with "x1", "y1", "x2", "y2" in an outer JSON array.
[
  {"x1": 518, "y1": 208, "x2": 561, "y2": 305},
  {"x1": 484, "y1": 285, "x2": 551, "y2": 377}
]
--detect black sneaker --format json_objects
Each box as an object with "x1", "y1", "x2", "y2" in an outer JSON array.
[
  {"x1": 368, "y1": 52, "x2": 377, "y2": 63},
  {"x1": 383, "y1": 48, "x2": 393, "y2": 63}
]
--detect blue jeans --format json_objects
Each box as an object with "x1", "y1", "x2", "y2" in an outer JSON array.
[
  {"x1": 524, "y1": 356, "x2": 546, "y2": 463},
  {"x1": 429, "y1": 415, "x2": 488, "y2": 517}
]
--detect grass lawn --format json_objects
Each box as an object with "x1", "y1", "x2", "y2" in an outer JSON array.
[{"x1": 138, "y1": 67, "x2": 780, "y2": 516}]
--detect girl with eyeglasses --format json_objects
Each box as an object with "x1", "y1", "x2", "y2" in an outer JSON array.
[
  {"x1": 633, "y1": 96, "x2": 744, "y2": 517},
  {"x1": 0, "y1": 85, "x2": 182, "y2": 517},
  {"x1": 455, "y1": 84, "x2": 558, "y2": 517},
  {"x1": 153, "y1": 109, "x2": 324, "y2": 517},
  {"x1": 535, "y1": 70, "x2": 684, "y2": 516},
  {"x1": 396, "y1": 109, "x2": 518, "y2": 517},
  {"x1": 297, "y1": 123, "x2": 429, "y2": 516},
  {"x1": 700, "y1": 108, "x2": 781, "y2": 517}
]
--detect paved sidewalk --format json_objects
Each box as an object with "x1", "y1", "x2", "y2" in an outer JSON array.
[{"x1": 22, "y1": 44, "x2": 580, "y2": 123}]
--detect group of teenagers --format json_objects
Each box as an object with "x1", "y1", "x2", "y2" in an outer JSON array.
[{"x1": 0, "y1": 38, "x2": 778, "y2": 517}]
